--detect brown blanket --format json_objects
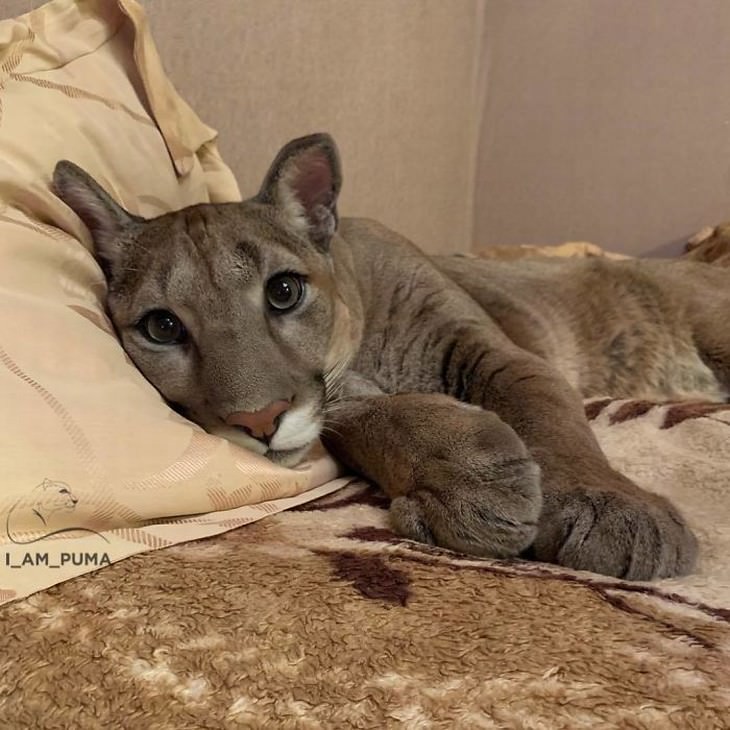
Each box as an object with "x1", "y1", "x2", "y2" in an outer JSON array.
[{"x1": 1, "y1": 395, "x2": 728, "y2": 728}]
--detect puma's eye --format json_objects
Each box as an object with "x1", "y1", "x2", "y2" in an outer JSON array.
[
  {"x1": 266, "y1": 273, "x2": 304, "y2": 312},
  {"x1": 138, "y1": 310, "x2": 187, "y2": 345}
]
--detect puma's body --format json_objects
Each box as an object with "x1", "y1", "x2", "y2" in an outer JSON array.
[
  {"x1": 53, "y1": 133, "x2": 727, "y2": 581},
  {"x1": 338, "y1": 218, "x2": 727, "y2": 403}
]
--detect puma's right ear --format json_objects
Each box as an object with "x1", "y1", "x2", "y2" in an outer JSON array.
[
  {"x1": 53, "y1": 161, "x2": 140, "y2": 266},
  {"x1": 256, "y1": 133, "x2": 342, "y2": 249}
]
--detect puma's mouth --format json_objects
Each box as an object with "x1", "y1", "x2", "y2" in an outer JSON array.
[
  {"x1": 267, "y1": 401, "x2": 322, "y2": 452},
  {"x1": 205, "y1": 400, "x2": 323, "y2": 468},
  {"x1": 210, "y1": 426, "x2": 316, "y2": 467}
]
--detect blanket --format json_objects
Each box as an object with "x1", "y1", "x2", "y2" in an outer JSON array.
[{"x1": 1, "y1": 396, "x2": 728, "y2": 728}]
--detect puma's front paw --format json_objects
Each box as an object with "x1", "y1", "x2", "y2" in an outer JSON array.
[
  {"x1": 533, "y1": 480, "x2": 698, "y2": 580},
  {"x1": 388, "y1": 409, "x2": 542, "y2": 559},
  {"x1": 322, "y1": 393, "x2": 542, "y2": 560}
]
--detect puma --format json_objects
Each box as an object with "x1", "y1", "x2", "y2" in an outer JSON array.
[{"x1": 53, "y1": 133, "x2": 728, "y2": 581}]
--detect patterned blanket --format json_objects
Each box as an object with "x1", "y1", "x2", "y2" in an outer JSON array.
[{"x1": 1, "y1": 397, "x2": 728, "y2": 728}]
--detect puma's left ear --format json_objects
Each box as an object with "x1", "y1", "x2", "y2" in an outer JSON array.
[
  {"x1": 256, "y1": 133, "x2": 342, "y2": 249},
  {"x1": 53, "y1": 160, "x2": 140, "y2": 267}
]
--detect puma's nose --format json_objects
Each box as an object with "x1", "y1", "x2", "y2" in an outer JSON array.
[{"x1": 225, "y1": 400, "x2": 291, "y2": 444}]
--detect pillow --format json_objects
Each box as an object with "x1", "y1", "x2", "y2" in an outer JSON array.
[{"x1": 0, "y1": 0, "x2": 343, "y2": 606}]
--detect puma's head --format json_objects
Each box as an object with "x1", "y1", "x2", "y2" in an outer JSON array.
[{"x1": 53, "y1": 134, "x2": 359, "y2": 466}]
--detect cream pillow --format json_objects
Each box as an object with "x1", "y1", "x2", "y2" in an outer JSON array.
[{"x1": 0, "y1": 0, "x2": 343, "y2": 606}]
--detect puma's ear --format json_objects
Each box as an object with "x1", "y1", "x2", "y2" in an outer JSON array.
[
  {"x1": 256, "y1": 133, "x2": 342, "y2": 249},
  {"x1": 53, "y1": 161, "x2": 139, "y2": 266}
]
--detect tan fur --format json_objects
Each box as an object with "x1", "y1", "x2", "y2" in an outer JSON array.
[{"x1": 53, "y1": 133, "x2": 729, "y2": 580}]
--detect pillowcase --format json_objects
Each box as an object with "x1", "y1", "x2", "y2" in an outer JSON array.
[{"x1": 0, "y1": 0, "x2": 343, "y2": 606}]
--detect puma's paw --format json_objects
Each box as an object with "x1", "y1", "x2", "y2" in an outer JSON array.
[
  {"x1": 389, "y1": 443, "x2": 542, "y2": 559},
  {"x1": 322, "y1": 393, "x2": 543, "y2": 558},
  {"x1": 532, "y1": 485, "x2": 698, "y2": 580}
]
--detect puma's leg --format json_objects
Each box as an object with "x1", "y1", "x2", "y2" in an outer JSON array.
[
  {"x1": 323, "y1": 389, "x2": 542, "y2": 559},
  {"x1": 438, "y1": 332, "x2": 698, "y2": 580},
  {"x1": 693, "y1": 322, "x2": 730, "y2": 399},
  {"x1": 663, "y1": 261, "x2": 730, "y2": 398}
]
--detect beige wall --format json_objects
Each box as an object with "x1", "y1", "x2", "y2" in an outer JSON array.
[
  {"x1": 476, "y1": 0, "x2": 730, "y2": 256},
  {"x1": 142, "y1": 0, "x2": 485, "y2": 254}
]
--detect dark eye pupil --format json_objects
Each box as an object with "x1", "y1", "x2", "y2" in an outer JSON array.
[
  {"x1": 267, "y1": 275, "x2": 302, "y2": 311},
  {"x1": 156, "y1": 316, "x2": 176, "y2": 333},
  {"x1": 273, "y1": 280, "x2": 291, "y2": 301}
]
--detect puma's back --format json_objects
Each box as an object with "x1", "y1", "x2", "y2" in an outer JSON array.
[{"x1": 434, "y1": 255, "x2": 729, "y2": 401}]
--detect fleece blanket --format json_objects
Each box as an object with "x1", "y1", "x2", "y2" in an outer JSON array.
[{"x1": 0, "y1": 396, "x2": 728, "y2": 728}]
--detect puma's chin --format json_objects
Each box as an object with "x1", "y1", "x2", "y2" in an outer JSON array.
[{"x1": 265, "y1": 444, "x2": 314, "y2": 468}]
